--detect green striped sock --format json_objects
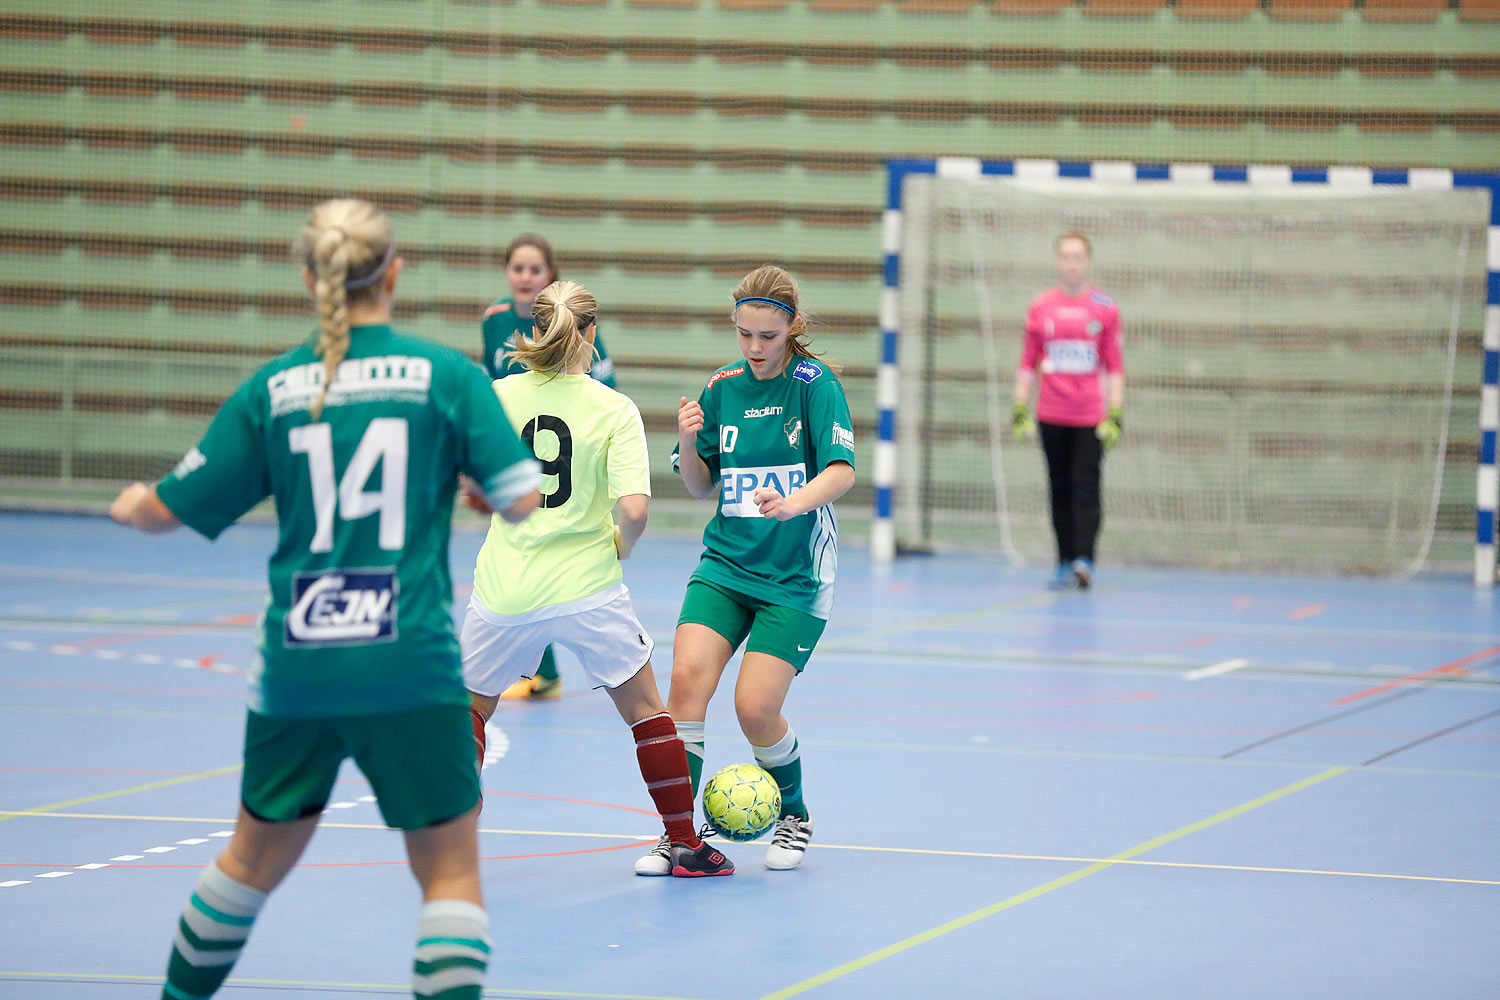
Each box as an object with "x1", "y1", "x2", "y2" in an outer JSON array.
[
  {"x1": 753, "y1": 725, "x2": 807, "y2": 820},
  {"x1": 677, "y1": 720, "x2": 706, "y2": 799},
  {"x1": 161, "y1": 862, "x2": 266, "y2": 1000},
  {"x1": 413, "y1": 899, "x2": 491, "y2": 1000}
]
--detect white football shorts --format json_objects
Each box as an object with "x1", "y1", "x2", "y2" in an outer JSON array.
[{"x1": 460, "y1": 584, "x2": 655, "y2": 695}]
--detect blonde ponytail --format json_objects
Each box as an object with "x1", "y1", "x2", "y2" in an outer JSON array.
[{"x1": 509, "y1": 280, "x2": 598, "y2": 376}]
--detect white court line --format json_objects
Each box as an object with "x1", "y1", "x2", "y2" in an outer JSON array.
[
  {"x1": 76, "y1": 863, "x2": 109, "y2": 870},
  {"x1": 34, "y1": 871, "x2": 72, "y2": 878},
  {"x1": 6, "y1": 640, "x2": 37, "y2": 651},
  {"x1": 1184, "y1": 658, "x2": 1252, "y2": 681},
  {"x1": 110, "y1": 854, "x2": 144, "y2": 861},
  {"x1": 142, "y1": 846, "x2": 176, "y2": 854},
  {"x1": 1, "y1": 880, "x2": 30, "y2": 887}
]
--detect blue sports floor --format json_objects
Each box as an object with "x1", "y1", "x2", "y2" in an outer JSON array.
[{"x1": 1, "y1": 511, "x2": 1497, "y2": 998}]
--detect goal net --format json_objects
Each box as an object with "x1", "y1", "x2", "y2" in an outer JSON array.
[{"x1": 886, "y1": 165, "x2": 1488, "y2": 576}]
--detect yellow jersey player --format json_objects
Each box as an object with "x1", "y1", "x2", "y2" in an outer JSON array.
[
  {"x1": 461, "y1": 280, "x2": 733, "y2": 877},
  {"x1": 478, "y1": 233, "x2": 616, "y2": 700}
]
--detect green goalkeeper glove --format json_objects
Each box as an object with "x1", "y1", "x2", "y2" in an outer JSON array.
[
  {"x1": 1012, "y1": 402, "x2": 1036, "y2": 443},
  {"x1": 1096, "y1": 406, "x2": 1122, "y2": 450}
]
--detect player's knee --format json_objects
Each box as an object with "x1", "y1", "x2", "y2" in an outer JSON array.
[{"x1": 732, "y1": 690, "x2": 779, "y2": 735}]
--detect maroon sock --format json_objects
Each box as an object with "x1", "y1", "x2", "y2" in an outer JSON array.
[{"x1": 632, "y1": 713, "x2": 700, "y2": 847}]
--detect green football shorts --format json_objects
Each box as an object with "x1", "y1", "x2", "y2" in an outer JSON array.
[
  {"x1": 678, "y1": 577, "x2": 827, "y2": 672},
  {"x1": 240, "y1": 703, "x2": 479, "y2": 831}
]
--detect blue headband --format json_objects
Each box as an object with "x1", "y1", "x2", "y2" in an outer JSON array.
[
  {"x1": 342, "y1": 241, "x2": 397, "y2": 291},
  {"x1": 735, "y1": 295, "x2": 795, "y2": 318}
]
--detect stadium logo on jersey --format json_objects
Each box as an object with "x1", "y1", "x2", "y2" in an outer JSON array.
[
  {"x1": 791, "y1": 360, "x2": 822, "y2": 384},
  {"x1": 269, "y1": 356, "x2": 433, "y2": 416},
  {"x1": 284, "y1": 568, "x2": 397, "y2": 646},
  {"x1": 745, "y1": 405, "x2": 784, "y2": 419},
  {"x1": 171, "y1": 447, "x2": 206, "y2": 480},
  {"x1": 830, "y1": 421, "x2": 855, "y2": 450},
  {"x1": 784, "y1": 417, "x2": 802, "y2": 448},
  {"x1": 719, "y1": 464, "x2": 807, "y2": 518},
  {"x1": 708, "y1": 365, "x2": 745, "y2": 388}
]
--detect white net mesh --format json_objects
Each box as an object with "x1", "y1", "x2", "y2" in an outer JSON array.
[{"x1": 895, "y1": 174, "x2": 1488, "y2": 575}]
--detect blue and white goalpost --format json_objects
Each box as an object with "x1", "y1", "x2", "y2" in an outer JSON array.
[{"x1": 872, "y1": 157, "x2": 1500, "y2": 585}]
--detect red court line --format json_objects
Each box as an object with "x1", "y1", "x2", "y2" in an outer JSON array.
[
  {"x1": 1289, "y1": 603, "x2": 1326, "y2": 620},
  {"x1": 58, "y1": 613, "x2": 258, "y2": 651},
  {"x1": 1333, "y1": 644, "x2": 1500, "y2": 706}
]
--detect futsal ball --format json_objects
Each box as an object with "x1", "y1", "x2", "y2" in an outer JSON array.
[{"x1": 701, "y1": 763, "x2": 781, "y2": 842}]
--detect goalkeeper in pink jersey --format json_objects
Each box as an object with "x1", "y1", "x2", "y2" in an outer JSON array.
[{"x1": 1012, "y1": 232, "x2": 1125, "y2": 590}]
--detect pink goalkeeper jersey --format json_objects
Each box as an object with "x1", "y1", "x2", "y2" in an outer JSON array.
[{"x1": 1018, "y1": 285, "x2": 1123, "y2": 427}]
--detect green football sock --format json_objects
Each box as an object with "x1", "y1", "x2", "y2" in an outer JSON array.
[
  {"x1": 161, "y1": 861, "x2": 265, "y2": 1000},
  {"x1": 677, "y1": 719, "x2": 706, "y2": 799},
  {"x1": 535, "y1": 645, "x2": 559, "y2": 682},
  {"x1": 413, "y1": 899, "x2": 490, "y2": 999},
  {"x1": 752, "y1": 725, "x2": 807, "y2": 820}
]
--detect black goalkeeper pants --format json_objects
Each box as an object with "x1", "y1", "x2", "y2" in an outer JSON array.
[{"x1": 1039, "y1": 421, "x2": 1104, "y2": 565}]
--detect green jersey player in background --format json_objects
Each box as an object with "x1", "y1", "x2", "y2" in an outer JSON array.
[
  {"x1": 462, "y1": 280, "x2": 733, "y2": 878},
  {"x1": 635, "y1": 265, "x2": 856, "y2": 876},
  {"x1": 110, "y1": 199, "x2": 542, "y2": 1000},
  {"x1": 478, "y1": 232, "x2": 615, "y2": 701}
]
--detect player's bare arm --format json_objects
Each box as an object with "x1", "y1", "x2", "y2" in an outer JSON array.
[
  {"x1": 614, "y1": 493, "x2": 648, "y2": 560},
  {"x1": 752, "y1": 460, "x2": 854, "y2": 521},
  {"x1": 677, "y1": 396, "x2": 715, "y2": 499},
  {"x1": 110, "y1": 482, "x2": 182, "y2": 534}
]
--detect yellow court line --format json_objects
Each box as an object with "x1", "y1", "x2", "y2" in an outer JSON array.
[
  {"x1": 0, "y1": 971, "x2": 709, "y2": 1000},
  {"x1": 757, "y1": 765, "x2": 1351, "y2": 1000},
  {"x1": 0, "y1": 765, "x2": 241, "y2": 824},
  {"x1": 7, "y1": 807, "x2": 1492, "y2": 885}
]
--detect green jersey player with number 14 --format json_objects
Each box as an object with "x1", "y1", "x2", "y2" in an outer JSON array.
[
  {"x1": 635, "y1": 265, "x2": 856, "y2": 877},
  {"x1": 109, "y1": 199, "x2": 542, "y2": 1000}
]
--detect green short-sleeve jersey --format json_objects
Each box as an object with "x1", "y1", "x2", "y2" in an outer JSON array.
[
  {"x1": 472, "y1": 372, "x2": 651, "y2": 616},
  {"x1": 676, "y1": 357, "x2": 857, "y2": 619},
  {"x1": 154, "y1": 324, "x2": 541, "y2": 718},
  {"x1": 481, "y1": 297, "x2": 616, "y2": 388}
]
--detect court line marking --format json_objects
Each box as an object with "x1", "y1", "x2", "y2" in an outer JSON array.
[
  {"x1": 755, "y1": 766, "x2": 1349, "y2": 1000},
  {"x1": 0, "y1": 971, "x2": 710, "y2": 1000},
  {"x1": 1220, "y1": 686, "x2": 1426, "y2": 759},
  {"x1": 1361, "y1": 706, "x2": 1500, "y2": 767},
  {"x1": 0, "y1": 765, "x2": 242, "y2": 824},
  {"x1": 11, "y1": 796, "x2": 1492, "y2": 887},
  {"x1": 1183, "y1": 657, "x2": 1251, "y2": 681},
  {"x1": 1334, "y1": 644, "x2": 1500, "y2": 705},
  {"x1": 0, "y1": 563, "x2": 266, "y2": 591}
]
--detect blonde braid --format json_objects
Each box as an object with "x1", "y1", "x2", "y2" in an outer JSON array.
[
  {"x1": 294, "y1": 198, "x2": 394, "y2": 420},
  {"x1": 309, "y1": 226, "x2": 350, "y2": 421}
]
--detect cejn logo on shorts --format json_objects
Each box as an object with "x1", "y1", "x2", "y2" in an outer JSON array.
[{"x1": 284, "y1": 568, "x2": 398, "y2": 646}]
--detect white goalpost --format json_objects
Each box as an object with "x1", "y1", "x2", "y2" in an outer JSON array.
[{"x1": 871, "y1": 158, "x2": 1500, "y2": 585}]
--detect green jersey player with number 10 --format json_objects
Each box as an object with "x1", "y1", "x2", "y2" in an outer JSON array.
[
  {"x1": 109, "y1": 199, "x2": 542, "y2": 1000},
  {"x1": 635, "y1": 265, "x2": 856, "y2": 877}
]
